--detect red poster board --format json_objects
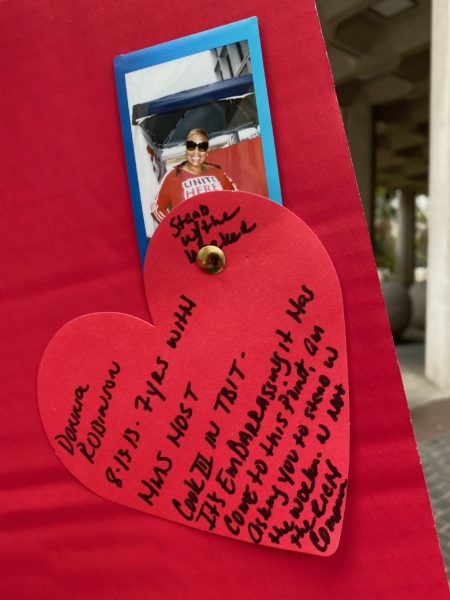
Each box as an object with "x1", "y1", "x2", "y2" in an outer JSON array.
[
  {"x1": 0, "y1": 1, "x2": 447, "y2": 598},
  {"x1": 209, "y1": 137, "x2": 269, "y2": 198}
]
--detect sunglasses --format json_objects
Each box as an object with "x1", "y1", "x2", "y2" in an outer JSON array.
[{"x1": 186, "y1": 140, "x2": 209, "y2": 152}]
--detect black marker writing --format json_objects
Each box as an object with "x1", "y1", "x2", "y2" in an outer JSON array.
[
  {"x1": 166, "y1": 295, "x2": 197, "y2": 349},
  {"x1": 137, "y1": 451, "x2": 173, "y2": 507},
  {"x1": 105, "y1": 424, "x2": 140, "y2": 487},
  {"x1": 55, "y1": 361, "x2": 121, "y2": 464},
  {"x1": 286, "y1": 285, "x2": 315, "y2": 324}
]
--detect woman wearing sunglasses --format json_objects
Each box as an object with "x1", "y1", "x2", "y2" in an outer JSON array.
[{"x1": 151, "y1": 128, "x2": 236, "y2": 223}]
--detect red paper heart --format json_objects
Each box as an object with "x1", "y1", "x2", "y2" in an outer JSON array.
[{"x1": 38, "y1": 191, "x2": 348, "y2": 556}]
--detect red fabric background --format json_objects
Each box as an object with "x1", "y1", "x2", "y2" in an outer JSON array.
[
  {"x1": 0, "y1": 1, "x2": 448, "y2": 598},
  {"x1": 208, "y1": 137, "x2": 270, "y2": 198}
]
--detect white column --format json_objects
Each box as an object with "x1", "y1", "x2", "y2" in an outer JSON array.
[
  {"x1": 343, "y1": 96, "x2": 374, "y2": 239},
  {"x1": 395, "y1": 189, "x2": 416, "y2": 288},
  {"x1": 425, "y1": 0, "x2": 450, "y2": 390}
]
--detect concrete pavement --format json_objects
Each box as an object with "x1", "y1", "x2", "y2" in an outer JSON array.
[{"x1": 396, "y1": 328, "x2": 450, "y2": 577}]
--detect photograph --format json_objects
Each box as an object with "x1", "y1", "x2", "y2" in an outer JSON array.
[{"x1": 115, "y1": 17, "x2": 281, "y2": 264}]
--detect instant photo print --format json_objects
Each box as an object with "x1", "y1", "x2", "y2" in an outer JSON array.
[{"x1": 114, "y1": 17, "x2": 281, "y2": 264}]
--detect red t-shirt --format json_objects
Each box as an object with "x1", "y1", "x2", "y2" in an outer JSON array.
[{"x1": 152, "y1": 163, "x2": 236, "y2": 223}]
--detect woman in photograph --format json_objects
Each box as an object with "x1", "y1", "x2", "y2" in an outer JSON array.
[{"x1": 151, "y1": 128, "x2": 236, "y2": 223}]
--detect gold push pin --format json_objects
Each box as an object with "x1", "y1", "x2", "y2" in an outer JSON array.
[{"x1": 196, "y1": 246, "x2": 226, "y2": 274}]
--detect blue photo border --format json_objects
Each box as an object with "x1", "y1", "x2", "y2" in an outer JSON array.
[{"x1": 114, "y1": 17, "x2": 282, "y2": 266}]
